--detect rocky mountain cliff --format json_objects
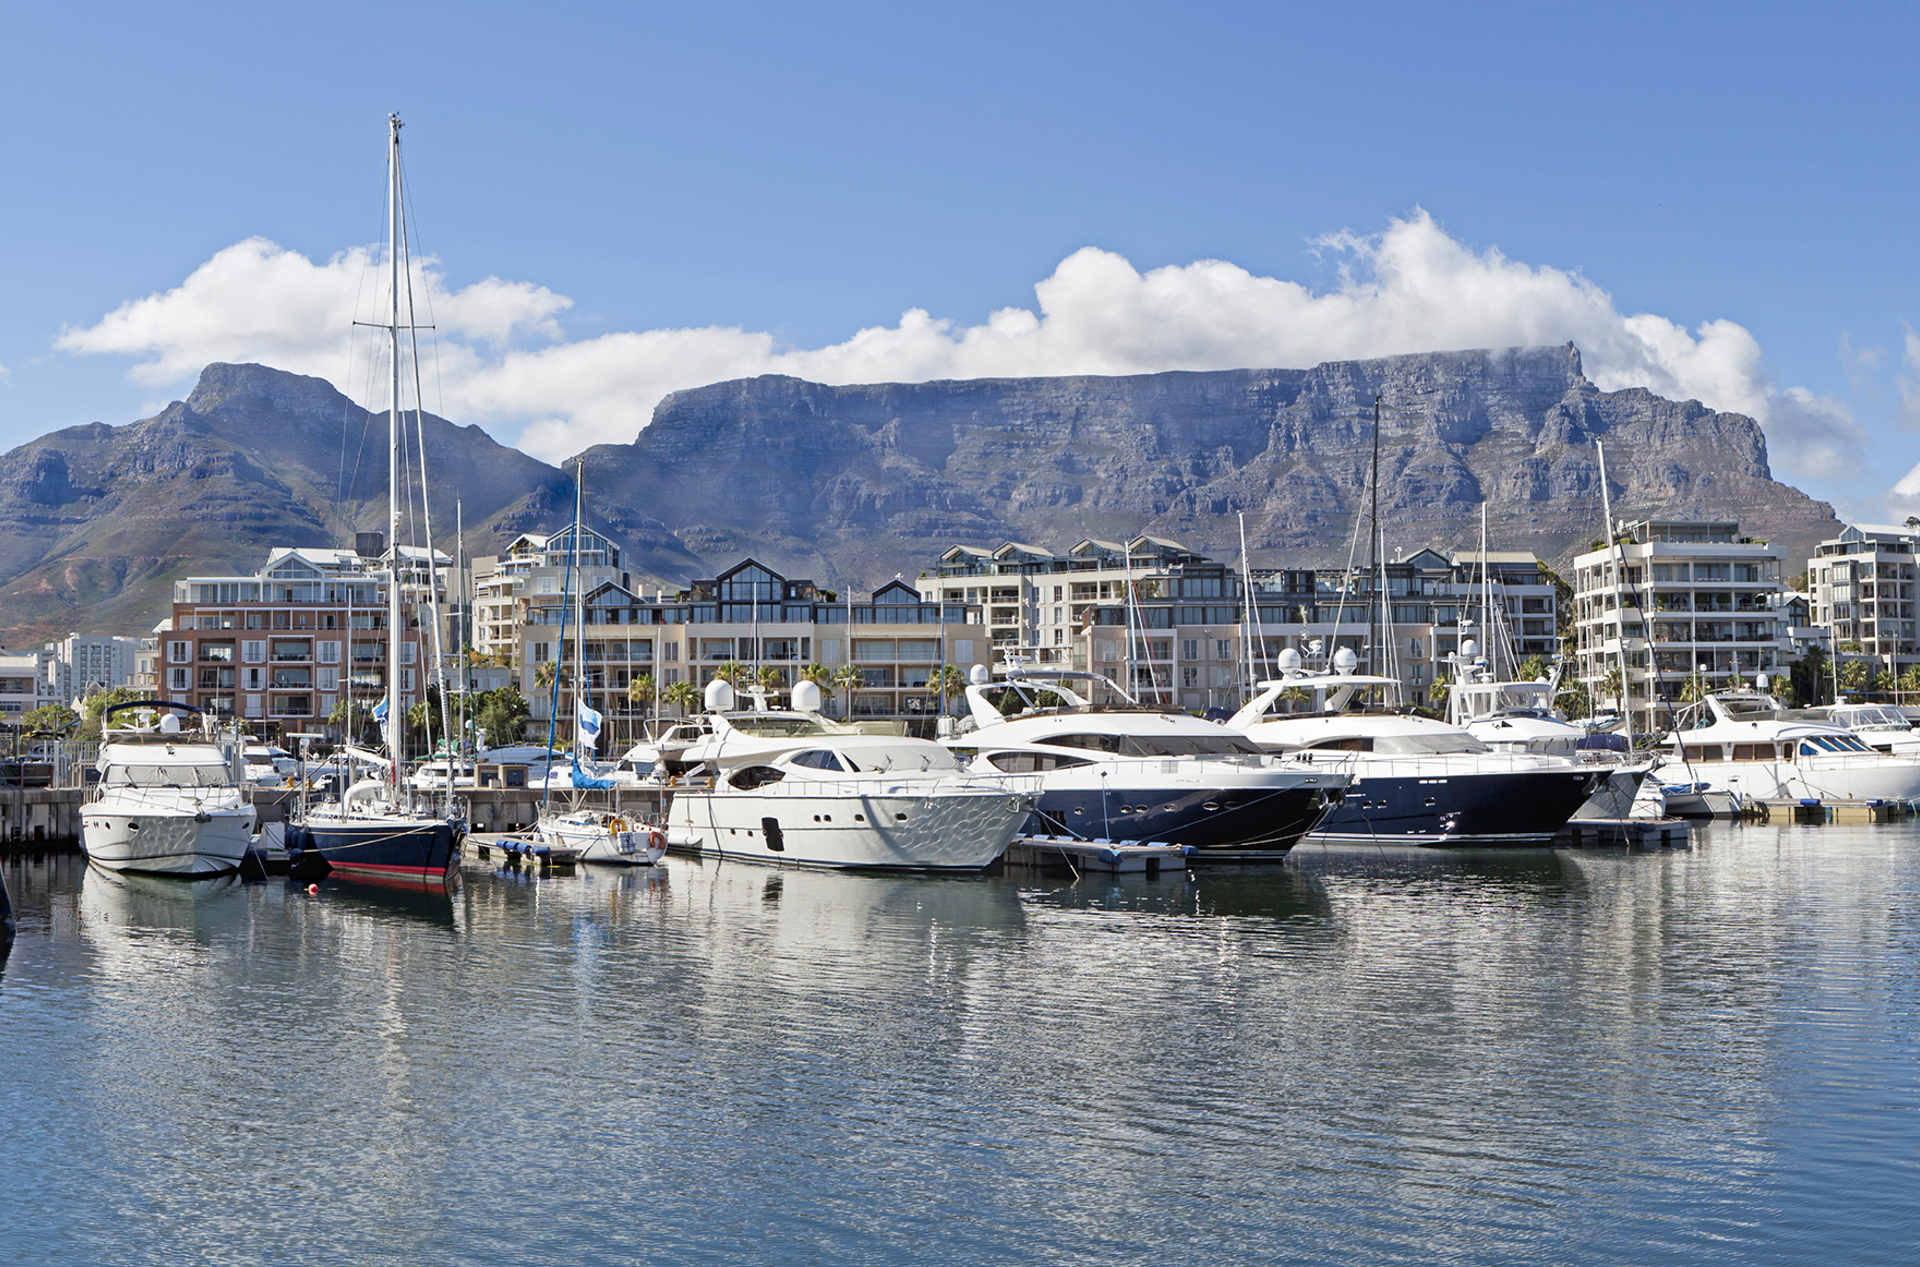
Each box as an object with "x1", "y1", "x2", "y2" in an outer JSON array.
[
  {"x1": 1, "y1": 347, "x2": 1841, "y2": 649},
  {"x1": 582, "y1": 343, "x2": 1839, "y2": 582},
  {"x1": 0, "y1": 364, "x2": 703, "y2": 648}
]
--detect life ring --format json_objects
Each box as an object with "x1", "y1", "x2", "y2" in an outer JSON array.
[
  {"x1": 609, "y1": 815, "x2": 627, "y2": 834},
  {"x1": 648, "y1": 827, "x2": 666, "y2": 853}
]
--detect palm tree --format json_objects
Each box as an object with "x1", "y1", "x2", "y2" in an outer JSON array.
[
  {"x1": 932, "y1": 664, "x2": 967, "y2": 714},
  {"x1": 1426, "y1": 671, "x2": 1451, "y2": 710},
  {"x1": 626, "y1": 672, "x2": 655, "y2": 715},
  {"x1": 757, "y1": 665, "x2": 787, "y2": 695},
  {"x1": 663, "y1": 679, "x2": 699, "y2": 717},
  {"x1": 830, "y1": 663, "x2": 861, "y2": 717},
  {"x1": 711, "y1": 660, "x2": 747, "y2": 687}
]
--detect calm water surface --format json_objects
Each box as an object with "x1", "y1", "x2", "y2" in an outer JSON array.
[{"x1": 2, "y1": 822, "x2": 1916, "y2": 1265}]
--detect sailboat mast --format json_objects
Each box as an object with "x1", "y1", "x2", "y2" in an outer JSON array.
[
  {"x1": 573, "y1": 458, "x2": 586, "y2": 753},
  {"x1": 1595, "y1": 440, "x2": 1634, "y2": 747},
  {"x1": 385, "y1": 112, "x2": 404, "y2": 793},
  {"x1": 1370, "y1": 395, "x2": 1382, "y2": 681}
]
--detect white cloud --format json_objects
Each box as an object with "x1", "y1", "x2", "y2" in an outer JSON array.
[{"x1": 58, "y1": 211, "x2": 1863, "y2": 482}]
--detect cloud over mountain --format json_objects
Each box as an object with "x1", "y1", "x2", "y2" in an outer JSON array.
[{"x1": 59, "y1": 212, "x2": 1862, "y2": 482}]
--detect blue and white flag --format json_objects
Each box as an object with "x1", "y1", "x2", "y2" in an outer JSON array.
[
  {"x1": 372, "y1": 698, "x2": 388, "y2": 724},
  {"x1": 576, "y1": 702, "x2": 602, "y2": 754}
]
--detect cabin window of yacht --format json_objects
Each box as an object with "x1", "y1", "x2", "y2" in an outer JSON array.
[
  {"x1": 1045, "y1": 733, "x2": 1126, "y2": 754},
  {"x1": 101, "y1": 763, "x2": 234, "y2": 788},
  {"x1": 1123, "y1": 734, "x2": 1265, "y2": 757},
  {"x1": 1732, "y1": 744, "x2": 1769, "y2": 760},
  {"x1": 1305, "y1": 737, "x2": 1372, "y2": 752},
  {"x1": 1685, "y1": 745, "x2": 1726, "y2": 761},
  {"x1": 728, "y1": 766, "x2": 786, "y2": 790},
  {"x1": 790, "y1": 750, "x2": 848, "y2": 771}
]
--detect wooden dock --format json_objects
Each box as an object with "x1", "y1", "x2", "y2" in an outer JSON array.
[{"x1": 1003, "y1": 835, "x2": 1190, "y2": 875}]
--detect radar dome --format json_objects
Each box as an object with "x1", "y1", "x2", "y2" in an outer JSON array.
[
  {"x1": 1332, "y1": 647, "x2": 1358, "y2": 673},
  {"x1": 1277, "y1": 648, "x2": 1302, "y2": 672},
  {"x1": 969, "y1": 663, "x2": 991, "y2": 685},
  {"x1": 704, "y1": 679, "x2": 735, "y2": 712},
  {"x1": 158, "y1": 712, "x2": 181, "y2": 734},
  {"x1": 791, "y1": 680, "x2": 823, "y2": 712},
  {"x1": 1460, "y1": 639, "x2": 1479, "y2": 660}
]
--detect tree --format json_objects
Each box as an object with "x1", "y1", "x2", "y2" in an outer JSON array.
[
  {"x1": 1790, "y1": 647, "x2": 1830, "y2": 708},
  {"x1": 78, "y1": 686, "x2": 145, "y2": 740},
  {"x1": 711, "y1": 660, "x2": 747, "y2": 687},
  {"x1": 1838, "y1": 655, "x2": 1870, "y2": 697},
  {"x1": 1679, "y1": 668, "x2": 1712, "y2": 703},
  {"x1": 625, "y1": 673, "x2": 655, "y2": 715},
  {"x1": 1871, "y1": 667, "x2": 1897, "y2": 701},
  {"x1": 1600, "y1": 666, "x2": 1624, "y2": 712},
  {"x1": 533, "y1": 660, "x2": 565, "y2": 693},
  {"x1": 18, "y1": 703, "x2": 77, "y2": 735},
  {"x1": 1426, "y1": 671, "x2": 1452, "y2": 710},
  {"x1": 471, "y1": 687, "x2": 531, "y2": 751},
  {"x1": 1516, "y1": 654, "x2": 1551, "y2": 683},
  {"x1": 932, "y1": 664, "x2": 968, "y2": 714},
  {"x1": 1558, "y1": 676, "x2": 1592, "y2": 719},
  {"x1": 663, "y1": 679, "x2": 699, "y2": 717},
  {"x1": 830, "y1": 663, "x2": 861, "y2": 693},
  {"x1": 756, "y1": 665, "x2": 787, "y2": 694}
]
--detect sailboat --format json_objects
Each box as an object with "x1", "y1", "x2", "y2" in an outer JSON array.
[
  {"x1": 292, "y1": 114, "x2": 463, "y2": 885},
  {"x1": 530, "y1": 459, "x2": 665, "y2": 865}
]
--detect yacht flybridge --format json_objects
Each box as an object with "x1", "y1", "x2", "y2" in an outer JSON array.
[
  {"x1": 945, "y1": 665, "x2": 1348, "y2": 858},
  {"x1": 664, "y1": 680, "x2": 1032, "y2": 871},
  {"x1": 1228, "y1": 649, "x2": 1600, "y2": 846}
]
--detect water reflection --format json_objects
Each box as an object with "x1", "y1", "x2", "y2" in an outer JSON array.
[{"x1": 0, "y1": 826, "x2": 1915, "y2": 1264}]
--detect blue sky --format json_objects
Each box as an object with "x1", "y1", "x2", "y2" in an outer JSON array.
[{"x1": 4, "y1": 2, "x2": 1917, "y2": 520}]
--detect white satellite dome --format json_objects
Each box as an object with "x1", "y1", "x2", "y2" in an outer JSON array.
[{"x1": 704, "y1": 679, "x2": 736, "y2": 712}]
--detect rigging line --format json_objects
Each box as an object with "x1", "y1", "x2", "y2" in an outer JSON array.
[
  {"x1": 399, "y1": 190, "x2": 454, "y2": 786},
  {"x1": 340, "y1": 163, "x2": 390, "y2": 509},
  {"x1": 397, "y1": 146, "x2": 449, "y2": 423}
]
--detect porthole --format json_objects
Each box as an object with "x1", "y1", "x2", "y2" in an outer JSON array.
[
  {"x1": 895, "y1": 813, "x2": 907, "y2": 821},
  {"x1": 1202, "y1": 802, "x2": 1220, "y2": 811},
  {"x1": 854, "y1": 814, "x2": 865, "y2": 822}
]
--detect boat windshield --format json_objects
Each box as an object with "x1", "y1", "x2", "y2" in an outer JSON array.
[
  {"x1": 1039, "y1": 732, "x2": 1265, "y2": 758},
  {"x1": 726, "y1": 716, "x2": 833, "y2": 738},
  {"x1": 1716, "y1": 697, "x2": 1779, "y2": 720},
  {"x1": 100, "y1": 763, "x2": 236, "y2": 788},
  {"x1": 1839, "y1": 706, "x2": 1910, "y2": 729}
]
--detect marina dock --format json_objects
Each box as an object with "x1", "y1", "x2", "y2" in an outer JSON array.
[{"x1": 1004, "y1": 835, "x2": 1190, "y2": 874}]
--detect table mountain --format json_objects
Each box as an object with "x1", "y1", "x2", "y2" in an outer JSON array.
[
  {"x1": 1, "y1": 346, "x2": 1841, "y2": 648},
  {"x1": 581, "y1": 342, "x2": 1839, "y2": 584}
]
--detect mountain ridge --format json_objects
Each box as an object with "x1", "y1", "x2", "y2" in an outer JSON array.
[{"x1": 1, "y1": 346, "x2": 1840, "y2": 649}]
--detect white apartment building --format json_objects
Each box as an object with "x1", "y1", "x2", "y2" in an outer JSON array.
[
  {"x1": 922, "y1": 538, "x2": 1562, "y2": 713},
  {"x1": 0, "y1": 649, "x2": 55, "y2": 721},
  {"x1": 1573, "y1": 519, "x2": 1789, "y2": 732},
  {"x1": 1807, "y1": 523, "x2": 1919, "y2": 676},
  {"x1": 469, "y1": 525, "x2": 628, "y2": 668},
  {"x1": 42, "y1": 633, "x2": 142, "y2": 704}
]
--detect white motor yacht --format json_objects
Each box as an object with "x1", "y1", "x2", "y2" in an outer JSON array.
[
  {"x1": 945, "y1": 665, "x2": 1349, "y2": 858},
  {"x1": 1813, "y1": 702, "x2": 1920, "y2": 755},
  {"x1": 1229, "y1": 650, "x2": 1601, "y2": 846},
  {"x1": 664, "y1": 680, "x2": 1031, "y2": 871},
  {"x1": 1661, "y1": 689, "x2": 1920, "y2": 811},
  {"x1": 81, "y1": 701, "x2": 256, "y2": 877}
]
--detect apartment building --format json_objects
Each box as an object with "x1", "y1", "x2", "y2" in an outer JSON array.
[
  {"x1": 1807, "y1": 523, "x2": 1919, "y2": 676},
  {"x1": 469, "y1": 524, "x2": 629, "y2": 669},
  {"x1": 922, "y1": 538, "x2": 1562, "y2": 712},
  {"x1": 163, "y1": 536, "x2": 450, "y2": 734},
  {"x1": 0, "y1": 649, "x2": 55, "y2": 721},
  {"x1": 519, "y1": 558, "x2": 987, "y2": 750},
  {"x1": 42, "y1": 633, "x2": 142, "y2": 704},
  {"x1": 1572, "y1": 519, "x2": 1788, "y2": 732}
]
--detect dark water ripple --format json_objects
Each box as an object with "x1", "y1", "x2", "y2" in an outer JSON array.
[{"x1": 3, "y1": 822, "x2": 1919, "y2": 1265}]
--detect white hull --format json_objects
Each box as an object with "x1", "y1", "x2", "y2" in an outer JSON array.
[
  {"x1": 82, "y1": 799, "x2": 254, "y2": 876},
  {"x1": 534, "y1": 812, "x2": 666, "y2": 865},
  {"x1": 1675, "y1": 755, "x2": 1920, "y2": 804},
  {"x1": 667, "y1": 783, "x2": 1028, "y2": 871}
]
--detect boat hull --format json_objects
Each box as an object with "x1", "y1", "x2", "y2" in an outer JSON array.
[
  {"x1": 1304, "y1": 767, "x2": 1599, "y2": 846},
  {"x1": 295, "y1": 819, "x2": 462, "y2": 883},
  {"x1": 1024, "y1": 783, "x2": 1339, "y2": 856},
  {"x1": 667, "y1": 785, "x2": 1029, "y2": 871},
  {"x1": 80, "y1": 805, "x2": 253, "y2": 877}
]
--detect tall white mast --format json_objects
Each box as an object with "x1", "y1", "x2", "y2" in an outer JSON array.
[
  {"x1": 572, "y1": 458, "x2": 586, "y2": 757},
  {"x1": 1595, "y1": 440, "x2": 1634, "y2": 746},
  {"x1": 385, "y1": 112, "x2": 404, "y2": 793}
]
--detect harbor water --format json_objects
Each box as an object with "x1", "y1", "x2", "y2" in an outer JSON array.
[{"x1": 2, "y1": 822, "x2": 1917, "y2": 1265}]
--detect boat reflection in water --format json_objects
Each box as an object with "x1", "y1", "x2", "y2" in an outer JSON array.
[
  {"x1": 77, "y1": 862, "x2": 250, "y2": 975},
  {"x1": 1018, "y1": 865, "x2": 1334, "y2": 924},
  {"x1": 298, "y1": 872, "x2": 459, "y2": 930}
]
